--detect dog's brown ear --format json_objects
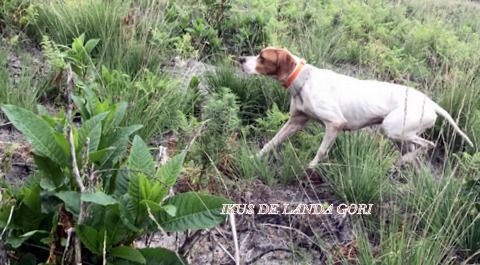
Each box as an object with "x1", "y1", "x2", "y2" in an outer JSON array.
[{"x1": 276, "y1": 50, "x2": 296, "y2": 81}]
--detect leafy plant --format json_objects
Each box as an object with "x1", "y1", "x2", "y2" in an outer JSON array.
[
  {"x1": 205, "y1": 66, "x2": 290, "y2": 125},
  {"x1": 0, "y1": 86, "x2": 231, "y2": 263},
  {"x1": 457, "y1": 152, "x2": 480, "y2": 212},
  {"x1": 191, "y1": 87, "x2": 240, "y2": 167},
  {"x1": 42, "y1": 33, "x2": 99, "y2": 77}
]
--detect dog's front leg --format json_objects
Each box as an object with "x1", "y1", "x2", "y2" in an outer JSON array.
[
  {"x1": 308, "y1": 122, "x2": 344, "y2": 169},
  {"x1": 257, "y1": 113, "x2": 309, "y2": 157}
]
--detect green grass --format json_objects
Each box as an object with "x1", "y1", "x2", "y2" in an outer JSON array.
[
  {"x1": 403, "y1": 168, "x2": 480, "y2": 260},
  {"x1": 320, "y1": 132, "x2": 397, "y2": 204},
  {"x1": 99, "y1": 67, "x2": 193, "y2": 140},
  {"x1": 29, "y1": 0, "x2": 167, "y2": 75},
  {"x1": 0, "y1": 49, "x2": 47, "y2": 113},
  {"x1": 205, "y1": 65, "x2": 290, "y2": 124}
]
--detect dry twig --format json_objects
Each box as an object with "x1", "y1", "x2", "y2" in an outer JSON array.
[{"x1": 64, "y1": 65, "x2": 85, "y2": 265}]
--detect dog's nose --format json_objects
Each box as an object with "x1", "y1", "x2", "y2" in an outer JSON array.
[{"x1": 239, "y1": 56, "x2": 246, "y2": 64}]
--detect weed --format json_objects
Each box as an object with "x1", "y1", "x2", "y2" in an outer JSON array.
[
  {"x1": 206, "y1": 65, "x2": 290, "y2": 124},
  {"x1": 0, "y1": 49, "x2": 47, "y2": 112},
  {"x1": 321, "y1": 132, "x2": 397, "y2": 204},
  {"x1": 191, "y1": 87, "x2": 240, "y2": 166}
]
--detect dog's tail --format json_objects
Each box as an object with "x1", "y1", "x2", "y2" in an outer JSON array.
[{"x1": 434, "y1": 103, "x2": 474, "y2": 147}]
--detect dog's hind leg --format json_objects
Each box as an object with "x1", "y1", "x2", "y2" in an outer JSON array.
[
  {"x1": 395, "y1": 136, "x2": 434, "y2": 167},
  {"x1": 382, "y1": 106, "x2": 437, "y2": 167},
  {"x1": 394, "y1": 140, "x2": 416, "y2": 155}
]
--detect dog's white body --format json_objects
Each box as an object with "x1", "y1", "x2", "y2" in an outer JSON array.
[{"x1": 241, "y1": 51, "x2": 473, "y2": 168}]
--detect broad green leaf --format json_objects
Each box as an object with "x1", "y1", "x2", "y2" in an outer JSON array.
[
  {"x1": 128, "y1": 135, "x2": 155, "y2": 177},
  {"x1": 6, "y1": 230, "x2": 48, "y2": 248},
  {"x1": 156, "y1": 152, "x2": 186, "y2": 200},
  {"x1": 139, "y1": 174, "x2": 149, "y2": 201},
  {"x1": 34, "y1": 155, "x2": 64, "y2": 187},
  {"x1": 13, "y1": 183, "x2": 44, "y2": 230},
  {"x1": 114, "y1": 169, "x2": 129, "y2": 196},
  {"x1": 117, "y1": 200, "x2": 141, "y2": 232},
  {"x1": 162, "y1": 205, "x2": 177, "y2": 217},
  {"x1": 84, "y1": 86, "x2": 100, "y2": 117},
  {"x1": 81, "y1": 191, "x2": 118, "y2": 206},
  {"x1": 95, "y1": 100, "x2": 110, "y2": 115},
  {"x1": 104, "y1": 102, "x2": 128, "y2": 132},
  {"x1": 41, "y1": 191, "x2": 63, "y2": 214},
  {"x1": 100, "y1": 125, "x2": 143, "y2": 166},
  {"x1": 140, "y1": 247, "x2": 186, "y2": 265},
  {"x1": 87, "y1": 123, "x2": 102, "y2": 153},
  {"x1": 110, "y1": 246, "x2": 146, "y2": 264},
  {"x1": 142, "y1": 201, "x2": 176, "y2": 217},
  {"x1": 127, "y1": 173, "x2": 145, "y2": 222},
  {"x1": 36, "y1": 104, "x2": 50, "y2": 116},
  {"x1": 84, "y1": 38, "x2": 100, "y2": 54},
  {"x1": 38, "y1": 112, "x2": 57, "y2": 127},
  {"x1": 157, "y1": 192, "x2": 231, "y2": 232},
  {"x1": 17, "y1": 253, "x2": 36, "y2": 265},
  {"x1": 89, "y1": 147, "x2": 115, "y2": 163},
  {"x1": 55, "y1": 191, "x2": 80, "y2": 216},
  {"x1": 2, "y1": 105, "x2": 68, "y2": 166},
  {"x1": 77, "y1": 112, "x2": 108, "y2": 152},
  {"x1": 112, "y1": 102, "x2": 128, "y2": 128},
  {"x1": 148, "y1": 182, "x2": 164, "y2": 203},
  {"x1": 40, "y1": 178, "x2": 57, "y2": 191},
  {"x1": 22, "y1": 184, "x2": 41, "y2": 209},
  {"x1": 72, "y1": 95, "x2": 89, "y2": 118},
  {"x1": 141, "y1": 200, "x2": 162, "y2": 212},
  {"x1": 53, "y1": 131, "x2": 70, "y2": 157},
  {"x1": 102, "y1": 65, "x2": 112, "y2": 83},
  {"x1": 73, "y1": 33, "x2": 85, "y2": 50},
  {"x1": 76, "y1": 224, "x2": 100, "y2": 255}
]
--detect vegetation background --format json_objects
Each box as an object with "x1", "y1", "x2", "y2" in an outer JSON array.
[{"x1": 0, "y1": 0, "x2": 479, "y2": 264}]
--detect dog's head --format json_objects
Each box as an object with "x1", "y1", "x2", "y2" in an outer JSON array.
[{"x1": 239, "y1": 47, "x2": 297, "y2": 81}]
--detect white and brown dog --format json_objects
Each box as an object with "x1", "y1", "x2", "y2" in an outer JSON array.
[{"x1": 239, "y1": 47, "x2": 473, "y2": 168}]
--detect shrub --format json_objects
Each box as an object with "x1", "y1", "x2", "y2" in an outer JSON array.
[
  {"x1": 354, "y1": 216, "x2": 457, "y2": 265},
  {"x1": 232, "y1": 137, "x2": 277, "y2": 185},
  {"x1": 101, "y1": 67, "x2": 191, "y2": 140},
  {"x1": 320, "y1": 132, "x2": 396, "y2": 204},
  {"x1": 191, "y1": 87, "x2": 240, "y2": 166},
  {"x1": 252, "y1": 103, "x2": 289, "y2": 139},
  {"x1": 0, "y1": 86, "x2": 230, "y2": 264},
  {"x1": 402, "y1": 167, "x2": 480, "y2": 262},
  {"x1": 165, "y1": 0, "x2": 269, "y2": 59},
  {"x1": 0, "y1": 0, "x2": 38, "y2": 35},
  {"x1": 41, "y1": 33, "x2": 194, "y2": 141},
  {"x1": 0, "y1": 49, "x2": 47, "y2": 113},
  {"x1": 30, "y1": 0, "x2": 164, "y2": 75},
  {"x1": 205, "y1": 66, "x2": 289, "y2": 125}
]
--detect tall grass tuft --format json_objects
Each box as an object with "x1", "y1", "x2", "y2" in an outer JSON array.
[
  {"x1": 403, "y1": 168, "x2": 480, "y2": 262},
  {"x1": 30, "y1": 0, "x2": 167, "y2": 75},
  {"x1": 321, "y1": 132, "x2": 397, "y2": 204},
  {"x1": 0, "y1": 50, "x2": 47, "y2": 113}
]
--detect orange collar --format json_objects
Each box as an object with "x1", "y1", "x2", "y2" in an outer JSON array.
[{"x1": 283, "y1": 59, "x2": 306, "y2": 88}]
